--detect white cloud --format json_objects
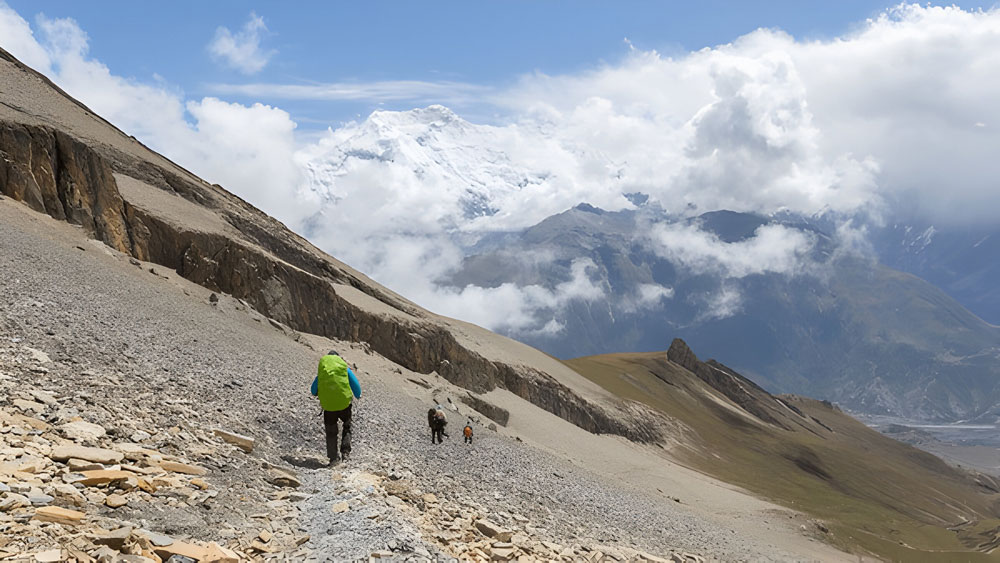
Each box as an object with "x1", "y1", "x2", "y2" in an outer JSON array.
[
  {"x1": 699, "y1": 285, "x2": 744, "y2": 321},
  {"x1": 208, "y1": 12, "x2": 273, "y2": 75},
  {"x1": 619, "y1": 283, "x2": 675, "y2": 314},
  {"x1": 209, "y1": 80, "x2": 490, "y2": 105},
  {"x1": 2, "y1": 7, "x2": 302, "y2": 227},
  {"x1": 0, "y1": 3, "x2": 51, "y2": 72},
  {"x1": 638, "y1": 283, "x2": 674, "y2": 304},
  {"x1": 367, "y1": 253, "x2": 604, "y2": 336},
  {"x1": 646, "y1": 222, "x2": 817, "y2": 279},
  {"x1": 497, "y1": 4, "x2": 1000, "y2": 225}
]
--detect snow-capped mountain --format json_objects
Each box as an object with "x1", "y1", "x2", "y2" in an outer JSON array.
[{"x1": 295, "y1": 105, "x2": 629, "y2": 235}]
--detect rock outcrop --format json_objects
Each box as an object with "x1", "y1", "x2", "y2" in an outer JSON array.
[
  {"x1": 667, "y1": 338, "x2": 792, "y2": 429},
  {"x1": 0, "y1": 122, "x2": 131, "y2": 254},
  {"x1": 459, "y1": 394, "x2": 511, "y2": 427}
]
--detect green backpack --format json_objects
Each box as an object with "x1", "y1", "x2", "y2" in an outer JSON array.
[{"x1": 317, "y1": 355, "x2": 352, "y2": 411}]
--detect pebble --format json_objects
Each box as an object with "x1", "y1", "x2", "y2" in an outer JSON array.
[{"x1": 28, "y1": 494, "x2": 54, "y2": 506}]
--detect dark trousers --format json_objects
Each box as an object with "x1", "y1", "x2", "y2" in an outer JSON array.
[
  {"x1": 464, "y1": 435, "x2": 472, "y2": 444},
  {"x1": 324, "y1": 404, "x2": 352, "y2": 460},
  {"x1": 432, "y1": 425, "x2": 445, "y2": 444}
]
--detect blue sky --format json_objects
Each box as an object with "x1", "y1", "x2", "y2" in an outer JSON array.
[{"x1": 7, "y1": 0, "x2": 994, "y2": 129}]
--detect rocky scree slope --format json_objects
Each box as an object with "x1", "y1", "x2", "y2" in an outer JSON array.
[
  {"x1": 0, "y1": 199, "x2": 752, "y2": 561},
  {"x1": 0, "y1": 46, "x2": 658, "y2": 444}
]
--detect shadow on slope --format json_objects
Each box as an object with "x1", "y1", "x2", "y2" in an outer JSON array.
[{"x1": 565, "y1": 339, "x2": 1000, "y2": 561}]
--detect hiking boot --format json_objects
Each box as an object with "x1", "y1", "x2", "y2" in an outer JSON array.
[{"x1": 340, "y1": 452, "x2": 350, "y2": 462}]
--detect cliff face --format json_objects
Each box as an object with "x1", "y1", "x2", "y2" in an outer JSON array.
[
  {"x1": 0, "y1": 122, "x2": 131, "y2": 253},
  {"x1": 0, "y1": 91, "x2": 659, "y2": 444}
]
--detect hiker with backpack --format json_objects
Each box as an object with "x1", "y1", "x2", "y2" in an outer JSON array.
[
  {"x1": 310, "y1": 350, "x2": 361, "y2": 465},
  {"x1": 428, "y1": 405, "x2": 448, "y2": 444}
]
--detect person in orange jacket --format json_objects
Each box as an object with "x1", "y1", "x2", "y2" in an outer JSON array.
[{"x1": 463, "y1": 420, "x2": 474, "y2": 444}]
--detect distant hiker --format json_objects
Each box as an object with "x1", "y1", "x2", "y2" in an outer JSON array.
[
  {"x1": 463, "y1": 420, "x2": 473, "y2": 444},
  {"x1": 428, "y1": 405, "x2": 447, "y2": 444},
  {"x1": 310, "y1": 350, "x2": 361, "y2": 465}
]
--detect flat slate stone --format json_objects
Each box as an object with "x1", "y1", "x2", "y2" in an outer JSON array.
[{"x1": 50, "y1": 445, "x2": 124, "y2": 464}]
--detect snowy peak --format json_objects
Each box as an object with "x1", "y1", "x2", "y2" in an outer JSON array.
[
  {"x1": 367, "y1": 104, "x2": 461, "y2": 130},
  {"x1": 296, "y1": 105, "x2": 619, "y2": 231}
]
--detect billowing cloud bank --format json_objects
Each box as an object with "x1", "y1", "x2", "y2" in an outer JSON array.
[{"x1": 2, "y1": 3, "x2": 999, "y2": 335}]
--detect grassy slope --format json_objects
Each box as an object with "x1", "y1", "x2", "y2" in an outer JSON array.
[{"x1": 565, "y1": 352, "x2": 1000, "y2": 561}]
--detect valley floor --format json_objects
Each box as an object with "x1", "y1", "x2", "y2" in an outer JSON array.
[{"x1": 0, "y1": 197, "x2": 854, "y2": 561}]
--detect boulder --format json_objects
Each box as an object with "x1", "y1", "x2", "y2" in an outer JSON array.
[
  {"x1": 67, "y1": 458, "x2": 104, "y2": 472},
  {"x1": 32, "y1": 549, "x2": 64, "y2": 563},
  {"x1": 212, "y1": 429, "x2": 254, "y2": 453},
  {"x1": 75, "y1": 469, "x2": 136, "y2": 486},
  {"x1": 202, "y1": 543, "x2": 240, "y2": 563},
  {"x1": 17, "y1": 458, "x2": 45, "y2": 473},
  {"x1": 24, "y1": 348, "x2": 51, "y2": 364},
  {"x1": 50, "y1": 445, "x2": 124, "y2": 465},
  {"x1": 114, "y1": 443, "x2": 160, "y2": 459},
  {"x1": 28, "y1": 390, "x2": 57, "y2": 405},
  {"x1": 153, "y1": 540, "x2": 209, "y2": 562},
  {"x1": 90, "y1": 526, "x2": 133, "y2": 550},
  {"x1": 91, "y1": 546, "x2": 119, "y2": 562},
  {"x1": 475, "y1": 518, "x2": 513, "y2": 541},
  {"x1": 105, "y1": 493, "x2": 128, "y2": 508},
  {"x1": 52, "y1": 484, "x2": 85, "y2": 506},
  {"x1": 32, "y1": 505, "x2": 85, "y2": 525},
  {"x1": 138, "y1": 529, "x2": 175, "y2": 547},
  {"x1": 332, "y1": 501, "x2": 349, "y2": 513},
  {"x1": 159, "y1": 460, "x2": 208, "y2": 475},
  {"x1": 28, "y1": 494, "x2": 53, "y2": 506},
  {"x1": 489, "y1": 545, "x2": 516, "y2": 561},
  {"x1": 266, "y1": 467, "x2": 300, "y2": 488},
  {"x1": 12, "y1": 398, "x2": 44, "y2": 412},
  {"x1": 60, "y1": 420, "x2": 107, "y2": 442},
  {"x1": 0, "y1": 493, "x2": 29, "y2": 511}
]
